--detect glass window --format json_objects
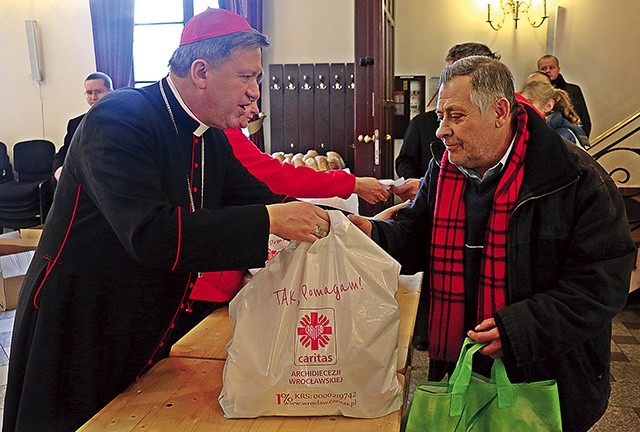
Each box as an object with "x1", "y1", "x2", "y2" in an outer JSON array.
[
  {"x1": 134, "y1": 0, "x2": 183, "y2": 24},
  {"x1": 194, "y1": 1, "x2": 220, "y2": 14},
  {"x1": 133, "y1": 24, "x2": 183, "y2": 84},
  {"x1": 133, "y1": 0, "x2": 220, "y2": 86}
]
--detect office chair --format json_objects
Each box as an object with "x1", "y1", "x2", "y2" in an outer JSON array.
[
  {"x1": 0, "y1": 142, "x2": 13, "y2": 183},
  {"x1": 0, "y1": 139, "x2": 55, "y2": 229}
]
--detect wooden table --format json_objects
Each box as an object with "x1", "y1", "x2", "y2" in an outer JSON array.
[
  {"x1": 171, "y1": 273, "x2": 423, "y2": 374},
  {"x1": 81, "y1": 273, "x2": 422, "y2": 431},
  {"x1": 79, "y1": 357, "x2": 406, "y2": 431},
  {"x1": 170, "y1": 305, "x2": 232, "y2": 361},
  {"x1": 394, "y1": 273, "x2": 422, "y2": 374}
]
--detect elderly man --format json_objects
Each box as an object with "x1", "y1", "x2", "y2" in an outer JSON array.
[
  {"x1": 3, "y1": 8, "x2": 329, "y2": 431},
  {"x1": 391, "y1": 43, "x2": 502, "y2": 353},
  {"x1": 350, "y1": 56, "x2": 634, "y2": 432},
  {"x1": 53, "y1": 71, "x2": 114, "y2": 182}
]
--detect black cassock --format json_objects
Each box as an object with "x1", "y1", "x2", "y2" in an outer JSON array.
[{"x1": 3, "y1": 78, "x2": 284, "y2": 431}]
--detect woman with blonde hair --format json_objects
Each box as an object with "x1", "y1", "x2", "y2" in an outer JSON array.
[{"x1": 520, "y1": 80, "x2": 589, "y2": 148}]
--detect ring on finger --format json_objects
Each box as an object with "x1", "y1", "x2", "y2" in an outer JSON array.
[{"x1": 313, "y1": 224, "x2": 327, "y2": 238}]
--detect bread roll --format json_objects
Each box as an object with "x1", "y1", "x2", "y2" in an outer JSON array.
[
  {"x1": 327, "y1": 156, "x2": 341, "y2": 170},
  {"x1": 315, "y1": 155, "x2": 329, "y2": 171},
  {"x1": 326, "y1": 151, "x2": 346, "y2": 169},
  {"x1": 304, "y1": 157, "x2": 319, "y2": 170},
  {"x1": 293, "y1": 157, "x2": 306, "y2": 167},
  {"x1": 292, "y1": 153, "x2": 304, "y2": 161},
  {"x1": 271, "y1": 151, "x2": 285, "y2": 162},
  {"x1": 305, "y1": 149, "x2": 319, "y2": 158}
]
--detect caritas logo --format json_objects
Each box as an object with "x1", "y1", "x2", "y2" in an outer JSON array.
[{"x1": 294, "y1": 308, "x2": 337, "y2": 366}]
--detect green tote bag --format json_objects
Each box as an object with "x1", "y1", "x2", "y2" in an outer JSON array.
[{"x1": 402, "y1": 338, "x2": 562, "y2": 431}]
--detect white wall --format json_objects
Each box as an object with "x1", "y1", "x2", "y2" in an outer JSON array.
[
  {"x1": 263, "y1": 0, "x2": 354, "y2": 65},
  {"x1": 0, "y1": 0, "x2": 95, "y2": 154}
]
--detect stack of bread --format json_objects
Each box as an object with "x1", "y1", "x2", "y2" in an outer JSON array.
[{"x1": 271, "y1": 150, "x2": 346, "y2": 171}]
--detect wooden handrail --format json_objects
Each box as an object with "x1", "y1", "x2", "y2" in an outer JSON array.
[{"x1": 590, "y1": 110, "x2": 640, "y2": 148}]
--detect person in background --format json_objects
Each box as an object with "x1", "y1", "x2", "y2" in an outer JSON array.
[
  {"x1": 3, "y1": 9, "x2": 330, "y2": 431},
  {"x1": 520, "y1": 80, "x2": 590, "y2": 148},
  {"x1": 349, "y1": 56, "x2": 634, "y2": 432},
  {"x1": 525, "y1": 70, "x2": 551, "y2": 84},
  {"x1": 392, "y1": 42, "x2": 501, "y2": 203},
  {"x1": 392, "y1": 42, "x2": 501, "y2": 352},
  {"x1": 538, "y1": 54, "x2": 592, "y2": 137},
  {"x1": 53, "y1": 72, "x2": 113, "y2": 182}
]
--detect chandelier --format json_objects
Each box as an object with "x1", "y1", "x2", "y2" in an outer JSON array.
[{"x1": 486, "y1": 0, "x2": 549, "y2": 31}]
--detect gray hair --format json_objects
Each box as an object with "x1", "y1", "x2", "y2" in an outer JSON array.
[
  {"x1": 445, "y1": 42, "x2": 500, "y2": 63},
  {"x1": 168, "y1": 29, "x2": 270, "y2": 77},
  {"x1": 439, "y1": 56, "x2": 518, "y2": 122}
]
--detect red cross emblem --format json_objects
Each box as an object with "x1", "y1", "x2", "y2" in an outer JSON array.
[{"x1": 297, "y1": 312, "x2": 333, "y2": 350}]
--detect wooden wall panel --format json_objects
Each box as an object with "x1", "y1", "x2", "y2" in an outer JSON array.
[
  {"x1": 313, "y1": 63, "x2": 330, "y2": 153},
  {"x1": 283, "y1": 64, "x2": 300, "y2": 154},
  {"x1": 345, "y1": 63, "x2": 355, "y2": 170},
  {"x1": 268, "y1": 64, "x2": 284, "y2": 153},
  {"x1": 297, "y1": 64, "x2": 315, "y2": 153},
  {"x1": 329, "y1": 63, "x2": 346, "y2": 160},
  {"x1": 269, "y1": 62, "x2": 355, "y2": 166}
]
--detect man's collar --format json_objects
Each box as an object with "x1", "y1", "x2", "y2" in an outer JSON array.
[
  {"x1": 457, "y1": 133, "x2": 516, "y2": 182},
  {"x1": 551, "y1": 73, "x2": 567, "y2": 88},
  {"x1": 166, "y1": 76, "x2": 210, "y2": 137}
]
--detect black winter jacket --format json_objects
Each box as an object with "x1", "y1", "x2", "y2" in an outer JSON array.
[
  {"x1": 552, "y1": 73, "x2": 591, "y2": 137},
  {"x1": 373, "y1": 106, "x2": 635, "y2": 432}
]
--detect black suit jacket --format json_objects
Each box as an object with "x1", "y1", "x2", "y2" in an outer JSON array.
[
  {"x1": 552, "y1": 74, "x2": 591, "y2": 137},
  {"x1": 395, "y1": 110, "x2": 441, "y2": 179},
  {"x1": 52, "y1": 113, "x2": 85, "y2": 174}
]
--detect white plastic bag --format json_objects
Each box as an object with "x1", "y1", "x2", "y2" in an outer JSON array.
[{"x1": 219, "y1": 211, "x2": 403, "y2": 418}]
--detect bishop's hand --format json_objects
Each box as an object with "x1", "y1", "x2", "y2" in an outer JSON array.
[{"x1": 266, "y1": 201, "x2": 330, "y2": 243}]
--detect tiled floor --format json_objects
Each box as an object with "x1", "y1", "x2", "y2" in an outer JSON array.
[
  {"x1": 0, "y1": 301, "x2": 637, "y2": 430},
  {"x1": 406, "y1": 295, "x2": 640, "y2": 432}
]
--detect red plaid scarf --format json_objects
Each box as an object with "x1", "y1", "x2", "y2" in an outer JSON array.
[{"x1": 428, "y1": 105, "x2": 529, "y2": 362}]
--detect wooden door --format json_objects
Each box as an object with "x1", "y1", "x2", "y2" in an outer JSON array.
[{"x1": 354, "y1": 0, "x2": 395, "y2": 216}]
